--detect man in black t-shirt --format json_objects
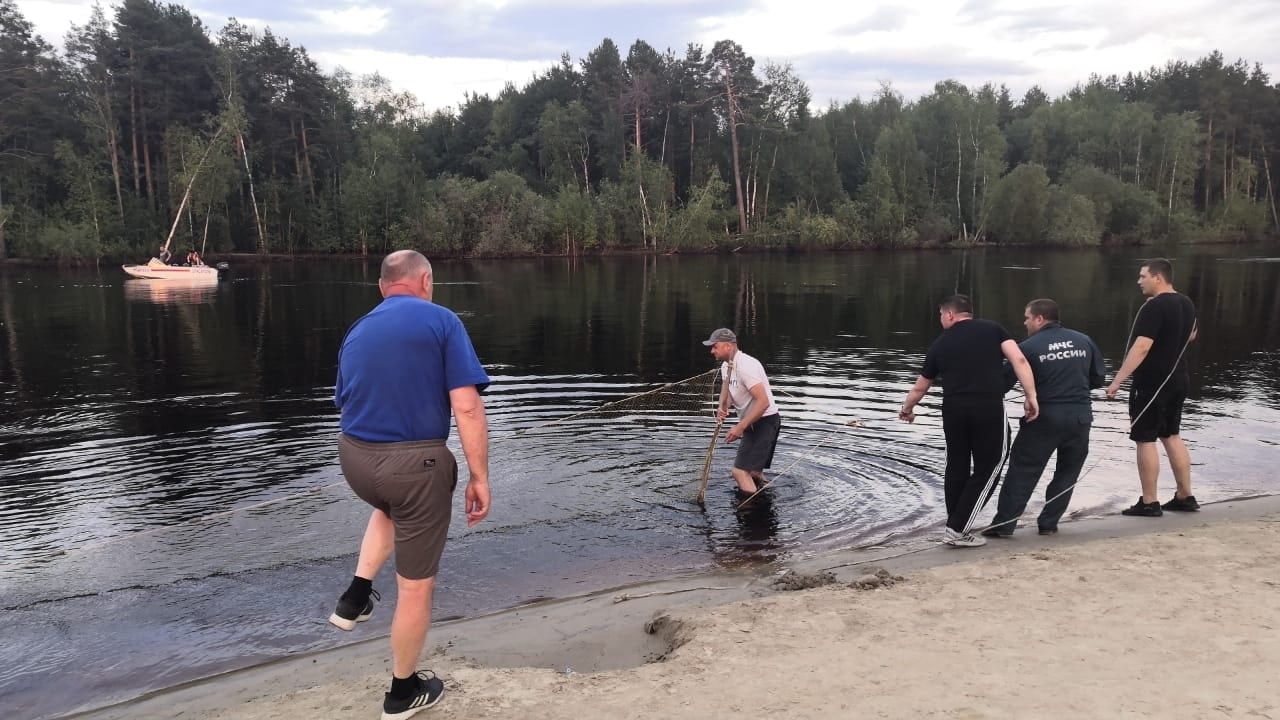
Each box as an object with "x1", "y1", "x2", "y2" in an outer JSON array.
[
  {"x1": 1107, "y1": 258, "x2": 1198, "y2": 517},
  {"x1": 900, "y1": 295, "x2": 1040, "y2": 547}
]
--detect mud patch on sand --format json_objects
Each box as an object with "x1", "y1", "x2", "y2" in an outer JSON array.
[
  {"x1": 772, "y1": 570, "x2": 838, "y2": 591},
  {"x1": 642, "y1": 612, "x2": 695, "y2": 663},
  {"x1": 849, "y1": 567, "x2": 904, "y2": 590}
]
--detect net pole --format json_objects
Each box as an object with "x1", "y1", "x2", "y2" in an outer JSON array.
[{"x1": 696, "y1": 361, "x2": 733, "y2": 506}]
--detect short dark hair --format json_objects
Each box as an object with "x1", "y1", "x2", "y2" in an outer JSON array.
[
  {"x1": 1143, "y1": 258, "x2": 1174, "y2": 283},
  {"x1": 939, "y1": 294, "x2": 973, "y2": 315},
  {"x1": 1025, "y1": 298, "x2": 1059, "y2": 322}
]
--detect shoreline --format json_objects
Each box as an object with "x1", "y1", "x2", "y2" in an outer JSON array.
[
  {"x1": 75, "y1": 493, "x2": 1280, "y2": 720},
  {"x1": 2, "y1": 237, "x2": 1270, "y2": 269}
]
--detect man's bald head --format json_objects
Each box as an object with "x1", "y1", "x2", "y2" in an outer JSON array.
[{"x1": 381, "y1": 250, "x2": 432, "y2": 284}]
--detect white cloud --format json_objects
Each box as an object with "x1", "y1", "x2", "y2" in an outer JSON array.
[
  {"x1": 311, "y1": 48, "x2": 556, "y2": 111},
  {"x1": 693, "y1": 0, "x2": 1279, "y2": 103},
  {"x1": 14, "y1": 0, "x2": 92, "y2": 44},
  {"x1": 12, "y1": 0, "x2": 1280, "y2": 112},
  {"x1": 308, "y1": 5, "x2": 390, "y2": 36}
]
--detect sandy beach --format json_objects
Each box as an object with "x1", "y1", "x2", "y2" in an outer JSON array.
[{"x1": 82, "y1": 495, "x2": 1280, "y2": 720}]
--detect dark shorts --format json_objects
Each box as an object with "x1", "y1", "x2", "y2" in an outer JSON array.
[
  {"x1": 734, "y1": 413, "x2": 781, "y2": 472},
  {"x1": 338, "y1": 433, "x2": 458, "y2": 580},
  {"x1": 1128, "y1": 384, "x2": 1186, "y2": 443}
]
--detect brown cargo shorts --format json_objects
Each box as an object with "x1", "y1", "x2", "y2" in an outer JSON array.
[{"x1": 338, "y1": 433, "x2": 458, "y2": 580}]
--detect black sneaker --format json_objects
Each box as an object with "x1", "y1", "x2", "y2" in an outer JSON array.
[
  {"x1": 329, "y1": 587, "x2": 380, "y2": 631},
  {"x1": 1038, "y1": 527, "x2": 1057, "y2": 536},
  {"x1": 382, "y1": 671, "x2": 445, "y2": 720},
  {"x1": 1162, "y1": 495, "x2": 1200, "y2": 512},
  {"x1": 981, "y1": 527, "x2": 1013, "y2": 538},
  {"x1": 1121, "y1": 498, "x2": 1163, "y2": 517}
]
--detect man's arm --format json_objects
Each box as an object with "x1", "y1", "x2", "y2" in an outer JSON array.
[
  {"x1": 725, "y1": 382, "x2": 769, "y2": 442},
  {"x1": 1001, "y1": 339, "x2": 1039, "y2": 421},
  {"x1": 899, "y1": 375, "x2": 933, "y2": 423},
  {"x1": 716, "y1": 366, "x2": 731, "y2": 420},
  {"x1": 450, "y1": 385, "x2": 490, "y2": 527},
  {"x1": 1105, "y1": 336, "x2": 1153, "y2": 399}
]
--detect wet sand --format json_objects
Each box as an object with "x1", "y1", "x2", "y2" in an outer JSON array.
[{"x1": 79, "y1": 495, "x2": 1280, "y2": 720}]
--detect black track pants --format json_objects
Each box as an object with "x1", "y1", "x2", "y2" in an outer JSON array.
[{"x1": 941, "y1": 395, "x2": 1009, "y2": 533}]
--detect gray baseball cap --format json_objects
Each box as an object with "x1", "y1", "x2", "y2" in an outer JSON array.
[{"x1": 701, "y1": 328, "x2": 737, "y2": 345}]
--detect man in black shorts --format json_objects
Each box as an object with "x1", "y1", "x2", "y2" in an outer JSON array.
[
  {"x1": 704, "y1": 328, "x2": 781, "y2": 497},
  {"x1": 1106, "y1": 258, "x2": 1198, "y2": 517},
  {"x1": 900, "y1": 295, "x2": 1039, "y2": 547}
]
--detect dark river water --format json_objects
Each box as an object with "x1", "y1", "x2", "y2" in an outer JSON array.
[{"x1": 2, "y1": 247, "x2": 1278, "y2": 718}]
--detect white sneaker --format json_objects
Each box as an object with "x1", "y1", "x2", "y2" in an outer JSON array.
[{"x1": 943, "y1": 527, "x2": 986, "y2": 547}]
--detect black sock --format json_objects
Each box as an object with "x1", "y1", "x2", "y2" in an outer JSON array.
[
  {"x1": 389, "y1": 674, "x2": 418, "y2": 699},
  {"x1": 346, "y1": 575, "x2": 373, "y2": 598}
]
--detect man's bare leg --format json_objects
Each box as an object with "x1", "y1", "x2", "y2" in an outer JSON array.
[
  {"x1": 356, "y1": 509, "x2": 394, "y2": 579},
  {"x1": 1136, "y1": 441, "x2": 1161, "y2": 503},
  {"x1": 330, "y1": 510, "x2": 395, "y2": 630},
  {"x1": 731, "y1": 467, "x2": 757, "y2": 493},
  {"x1": 391, "y1": 575, "x2": 435, "y2": 678},
  {"x1": 1161, "y1": 434, "x2": 1193, "y2": 499}
]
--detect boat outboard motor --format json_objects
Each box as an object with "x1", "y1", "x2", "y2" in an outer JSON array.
[{"x1": 215, "y1": 261, "x2": 231, "y2": 280}]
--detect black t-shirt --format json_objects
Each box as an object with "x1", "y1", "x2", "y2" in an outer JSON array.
[
  {"x1": 1132, "y1": 292, "x2": 1196, "y2": 389},
  {"x1": 921, "y1": 318, "x2": 1014, "y2": 397}
]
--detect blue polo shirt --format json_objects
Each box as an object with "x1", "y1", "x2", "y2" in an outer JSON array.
[{"x1": 336, "y1": 294, "x2": 490, "y2": 442}]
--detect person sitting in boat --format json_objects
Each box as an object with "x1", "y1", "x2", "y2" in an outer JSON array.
[
  {"x1": 158, "y1": 246, "x2": 172, "y2": 264},
  {"x1": 187, "y1": 250, "x2": 202, "y2": 266}
]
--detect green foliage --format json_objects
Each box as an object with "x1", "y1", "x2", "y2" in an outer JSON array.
[
  {"x1": 860, "y1": 123, "x2": 928, "y2": 245},
  {"x1": 549, "y1": 185, "x2": 597, "y2": 254},
  {"x1": 33, "y1": 219, "x2": 101, "y2": 260},
  {"x1": 830, "y1": 199, "x2": 871, "y2": 247},
  {"x1": 0, "y1": 0, "x2": 1277, "y2": 260},
  {"x1": 987, "y1": 163, "x2": 1050, "y2": 244},
  {"x1": 666, "y1": 173, "x2": 730, "y2": 250},
  {"x1": 1044, "y1": 186, "x2": 1100, "y2": 246},
  {"x1": 397, "y1": 172, "x2": 547, "y2": 256},
  {"x1": 1061, "y1": 164, "x2": 1162, "y2": 240},
  {"x1": 774, "y1": 204, "x2": 842, "y2": 248}
]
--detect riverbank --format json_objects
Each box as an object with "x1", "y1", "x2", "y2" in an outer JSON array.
[
  {"x1": 80, "y1": 494, "x2": 1280, "y2": 720},
  {"x1": 3, "y1": 234, "x2": 1274, "y2": 269}
]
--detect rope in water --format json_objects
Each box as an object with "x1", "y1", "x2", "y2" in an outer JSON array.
[{"x1": 0, "y1": 369, "x2": 720, "y2": 572}]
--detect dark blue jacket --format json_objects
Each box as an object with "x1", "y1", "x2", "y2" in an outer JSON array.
[{"x1": 1004, "y1": 323, "x2": 1105, "y2": 408}]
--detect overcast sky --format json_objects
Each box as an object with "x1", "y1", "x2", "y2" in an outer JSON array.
[{"x1": 14, "y1": 0, "x2": 1280, "y2": 113}]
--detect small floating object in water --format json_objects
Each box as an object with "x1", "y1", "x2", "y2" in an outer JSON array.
[{"x1": 1001, "y1": 265, "x2": 1041, "y2": 271}]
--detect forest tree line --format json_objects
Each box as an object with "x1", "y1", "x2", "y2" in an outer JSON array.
[{"x1": 1, "y1": 0, "x2": 1278, "y2": 261}]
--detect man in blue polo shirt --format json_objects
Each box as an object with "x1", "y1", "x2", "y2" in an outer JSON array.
[
  {"x1": 984, "y1": 298, "x2": 1105, "y2": 538},
  {"x1": 329, "y1": 249, "x2": 490, "y2": 719}
]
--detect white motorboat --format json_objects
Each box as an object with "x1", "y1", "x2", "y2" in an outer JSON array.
[{"x1": 122, "y1": 258, "x2": 229, "y2": 281}]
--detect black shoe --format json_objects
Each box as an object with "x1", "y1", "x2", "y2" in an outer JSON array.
[
  {"x1": 382, "y1": 671, "x2": 445, "y2": 720},
  {"x1": 1162, "y1": 495, "x2": 1200, "y2": 512},
  {"x1": 981, "y1": 527, "x2": 1012, "y2": 538},
  {"x1": 1121, "y1": 498, "x2": 1163, "y2": 517},
  {"x1": 1038, "y1": 527, "x2": 1057, "y2": 536},
  {"x1": 329, "y1": 587, "x2": 380, "y2": 631}
]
